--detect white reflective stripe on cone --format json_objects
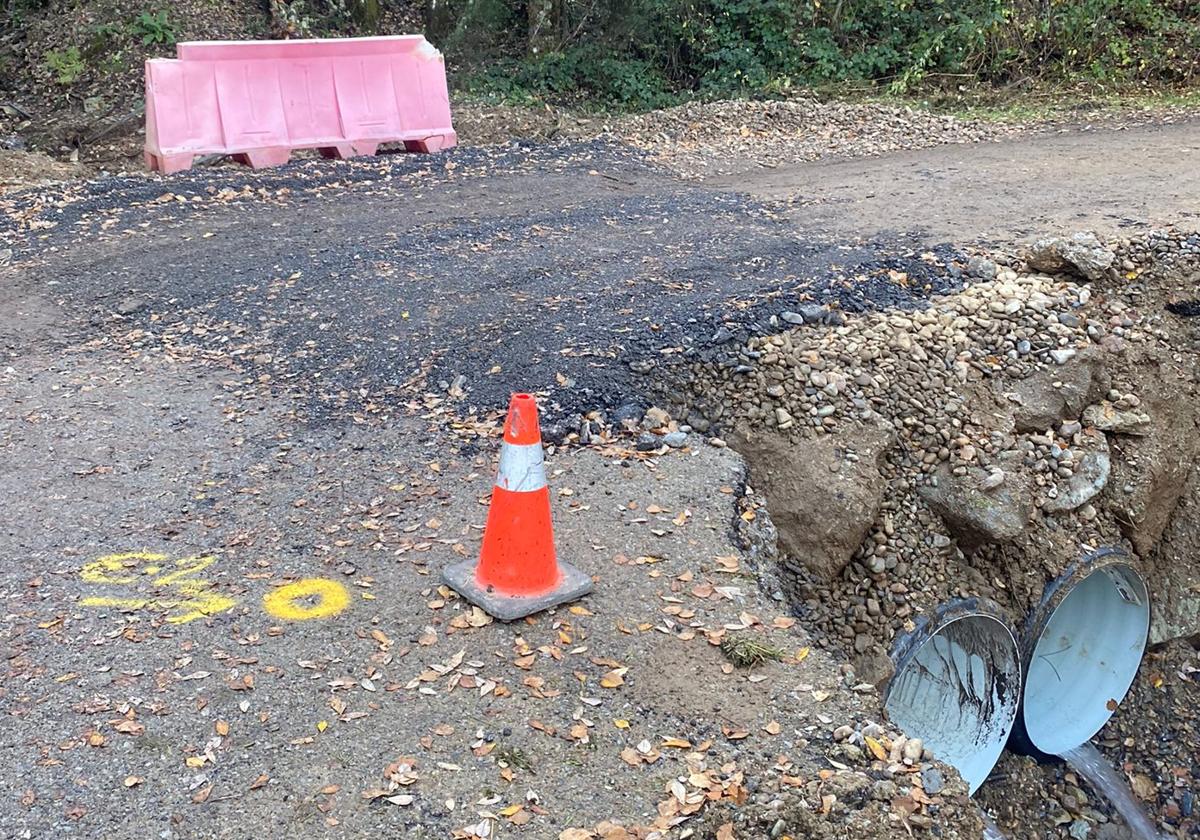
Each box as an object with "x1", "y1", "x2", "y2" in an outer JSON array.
[{"x1": 496, "y1": 441, "x2": 547, "y2": 492}]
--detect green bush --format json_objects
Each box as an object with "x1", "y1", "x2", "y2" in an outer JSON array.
[
  {"x1": 129, "y1": 10, "x2": 176, "y2": 46},
  {"x1": 266, "y1": 0, "x2": 384, "y2": 36},
  {"x1": 44, "y1": 46, "x2": 85, "y2": 84},
  {"x1": 443, "y1": 0, "x2": 1200, "y2": 106}
]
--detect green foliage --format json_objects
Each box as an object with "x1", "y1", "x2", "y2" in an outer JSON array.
[
  {"x1": 444, "y1": 0, "x2": 1200, "y2": 107},
  {"x1": 267, "y1": 0, "x2": 383, "y2": 36},
  {"x1": 85, "y1": 22, "x2": 123, "y2": 56},
  {"x1": 349, "y1": 0, "x2": 381, "y2": 28},
  {"x1": 44, "y1": 46, "x2": 84, "y2": 85},
  {"x1": 464, "y1": 51, "x2": 675, "y2": 108},
  {"x1": 15, "y1": 0, "x2": 1198, "y2": 103},
  {"x1": 129, "y1": 10, "x2": 176, "y2": 46}
]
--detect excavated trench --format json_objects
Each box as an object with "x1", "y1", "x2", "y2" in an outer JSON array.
[{"x1": 645, "y1": 229, "x2": 1200, "y2": 836}]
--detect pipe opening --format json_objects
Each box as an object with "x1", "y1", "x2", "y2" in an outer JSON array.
[
  {"x1": 884, "y1": 605, "x2": 1021, "y2": 794},
  {"x1": 1020, "y1": 561, "x2": 1150, "y2": 757}
]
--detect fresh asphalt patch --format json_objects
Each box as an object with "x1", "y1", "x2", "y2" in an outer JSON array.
[{"x1": 5, "y1": 140, "x2": 967, "y2": 421}]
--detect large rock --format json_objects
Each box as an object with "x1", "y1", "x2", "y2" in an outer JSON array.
[
  {"x1": 731, "y1": 423, "x2": 894, "y2": 581},
  {"x1": 1083, "y1": 401, "x2": 1152, "y2": 436},
  {"x1": 1006, "y1": 349, "x2": 1110, "y2": 433},
  {"x1": 1043, "y1": 440, "x2": 1110, "y2": 513},
  {"x1": 1107, "y1": 371, "x2": 1200, "y2": 556},
  {"x1": 1026, "y1": 232, "x2": 1115, "y2": 281},
  {"x1": 851, "y1": 645, "x2": 896, "y2": 691},
  {"x1": 1148, "y1": 464, "x2": 1200, "y2": 645},
  {"x1": 919, "y1": 462, "x2": 1033, "y2": 550}
]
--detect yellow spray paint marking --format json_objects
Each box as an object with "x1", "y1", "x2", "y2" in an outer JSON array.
[
  {"x1": 80, "y1": 595, "x2": 152, "y2": 612},
  {"x1": 79, "y1": 552, "x2": 237, "y2": 624},
  {"x1": 262, "y1": 578, "x2": 350, "y2": 621},
  {"x1": 81, "y1": 551, "x2": 165, "y2": 585}
]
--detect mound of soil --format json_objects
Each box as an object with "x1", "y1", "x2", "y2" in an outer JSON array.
[{"x1": 0, "y1": 148, "x2": 86, "y2": 193}]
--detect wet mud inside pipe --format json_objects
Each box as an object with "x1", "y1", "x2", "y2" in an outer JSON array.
[{"x1": 884, "y1": 599, "x2": 1021, "y2": 793}]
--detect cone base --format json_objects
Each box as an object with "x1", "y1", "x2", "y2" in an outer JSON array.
[{"x1": 442, "y1": 559, "x2": 592, "y2": 621}]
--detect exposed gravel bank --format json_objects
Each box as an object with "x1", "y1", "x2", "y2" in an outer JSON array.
[
  {"x1": 597, "y1": 98, "x2": 1028, "y2": 179},
  {"x1": 643, "y1": 227, "x2": 1200, "y2": 837}
]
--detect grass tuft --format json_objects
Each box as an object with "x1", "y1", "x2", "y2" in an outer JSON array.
[{"x1": 720, "y1": 634, "x2": 785, "y2": 668}]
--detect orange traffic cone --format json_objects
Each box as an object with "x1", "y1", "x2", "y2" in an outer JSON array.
[{"x1": 443, "y1": 393, "x2": 592, "y2": 620}]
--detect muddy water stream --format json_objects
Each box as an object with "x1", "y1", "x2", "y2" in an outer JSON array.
[{"x1": 1059, "y1": 742, "x2": 1163, "y2": 840}]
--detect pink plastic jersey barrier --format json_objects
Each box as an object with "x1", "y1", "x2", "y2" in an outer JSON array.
[{"x1": 144, "y1": 36, "x2": 456, "y2": 174}]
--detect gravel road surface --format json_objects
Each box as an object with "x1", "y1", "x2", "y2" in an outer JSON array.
[{"x1": 2, "y1": 115, "x2": 1198, "y2": 840}]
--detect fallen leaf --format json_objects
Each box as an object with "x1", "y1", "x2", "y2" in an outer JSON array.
[
  {"x1": 864, "y1": 735, "x2": 888, "y2": 761},
  {"x1": 228, "y1": 674, "x2": 254, "y2": 691},
  {"x1": 600, "y1": 670, "x2": 625, "y2": 689},
  {"x1": 559, "y1": 829, "x2": 595, "y2": 840},
  {"x1": 192, "y1": 785, "x2": 213, "y2": 804},
  {"x1": 1129, "y1": 773, "x2": 1157, "y2": 802}
]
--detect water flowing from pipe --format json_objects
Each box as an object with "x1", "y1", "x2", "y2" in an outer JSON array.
[{"x1": 1059, "y1": 742, "x2": 1163, "y2": 840}]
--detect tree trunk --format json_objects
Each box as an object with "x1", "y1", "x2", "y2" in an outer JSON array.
[
  {"x1": 527, "y1": 0, "x2": 558, "y2": 56},
  {"x1": 351, "y1": 0, "x2": 381, "y2": 31}
]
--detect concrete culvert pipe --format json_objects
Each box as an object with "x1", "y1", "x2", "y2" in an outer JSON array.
[
  {"x1": 883, "y1": 599, "x2": 1022, "y2": 794},
  {"x1": 1011, "y1": 547, "x2": 1151, "y2": 759}
]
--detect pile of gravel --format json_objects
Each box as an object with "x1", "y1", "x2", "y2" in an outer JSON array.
[
  {"x1": 662, "y1": 230, "x2": 1199, "y2": 672},
  {"x1": 600, "y1": 98, "x2": 1028, "y2": 178}
]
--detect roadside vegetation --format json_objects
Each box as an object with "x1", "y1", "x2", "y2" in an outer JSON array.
[
  {"x1": 4, "y1": 1, "x2": 1199, "y2": 105},
  {"x1": 440, "y1": 0, "x2": 1200, "y2": 108},
  {"x1": 1, "y1": 0, "x2": 1197, "y2": 162}
]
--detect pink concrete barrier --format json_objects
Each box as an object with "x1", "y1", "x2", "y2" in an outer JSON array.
[{"x1": 144, "y1": 36, "x2": 456, "y2": 174}]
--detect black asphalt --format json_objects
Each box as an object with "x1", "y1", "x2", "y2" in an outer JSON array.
[{"x1": 5, "y1": 140, "x2": 966, "y2": 419}]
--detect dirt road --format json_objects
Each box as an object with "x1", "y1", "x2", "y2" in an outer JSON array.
[
  {"x1": 1, "y1": 116, "x2": 1198, "y2": 839},
  {"x1": 717, "y1": 119, "x2": 1200, "y2": 243}
]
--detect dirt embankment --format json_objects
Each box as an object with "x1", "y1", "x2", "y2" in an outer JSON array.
[
  {"x1": 1, "y1": 0, "x2": 261, "y2": 160},
  {"x1": 650, "y1": 228, "x2": 1200, "y2": 837}
]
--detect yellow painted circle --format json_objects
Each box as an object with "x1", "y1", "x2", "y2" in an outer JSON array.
[{"x1": 262, "y1": 578, "x2": 350, "y2": 621}]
